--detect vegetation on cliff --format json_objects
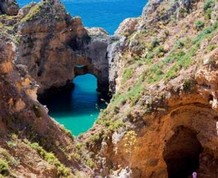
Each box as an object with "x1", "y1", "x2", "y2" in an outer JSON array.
[
  {"x1": 82, "y1": 0, "x2": 218, "y2": 177},
  {"x1": 21, "y1": 0, "x2": 66, "y2": 23}
]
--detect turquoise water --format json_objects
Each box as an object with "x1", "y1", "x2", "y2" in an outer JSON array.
[
  {"x1": 17, "y1": 0, "x2": 146, "y2": 34},
  {"x1": 17, "y1": 0, "x2": 146, "y2": 135},
  {"x1": 40, "y1": 74, "x2": 106, "y2": 136}
]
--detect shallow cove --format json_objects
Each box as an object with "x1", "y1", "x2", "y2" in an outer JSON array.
[{"x1": 40, "y1": 74, "x2": 107, "y2": 136}]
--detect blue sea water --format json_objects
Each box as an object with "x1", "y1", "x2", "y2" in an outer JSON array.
[
  {"x1": 17, "y1": 0, "x2": 146, "y2": 34},
  {"x1": 40, "y1": 74, "x2": 106, "y2": 136},
  {"x1": 16, "y1": 0, "x2": 146, "y2": 136}
]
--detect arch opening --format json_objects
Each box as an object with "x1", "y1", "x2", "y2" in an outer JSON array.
[
  {"x1": 163, "y1": 126, "x2": 203, "y2": 178},
  {"x1": 74, "y1": 64, "x2": 109, "y2": 97},
  {"x1": 39, "y1": 73, "x2": 107, "y2": 136}
]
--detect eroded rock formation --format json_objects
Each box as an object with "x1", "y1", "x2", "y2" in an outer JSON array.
[
  {"x1": 0, "y1": 0, "x2": 19, "y2": 15},
  {"x1": 0, "y1": 34, "x2": 92, "y2": 177},
  {"x1": 81, "y1": 0, "x2": 218, "y2": 177},
  {"x1": 16, "y1": 0, "x2": 111, "y2": 96}
]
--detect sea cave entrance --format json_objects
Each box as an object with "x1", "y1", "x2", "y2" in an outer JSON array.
[
  {"x1": 39, "y1": 73, "x2": 107, "y2": 136},
  {"x1": 163, "y1": 126, "x2": 203, "y2": 178}
]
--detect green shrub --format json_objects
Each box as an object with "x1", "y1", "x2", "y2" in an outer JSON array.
[
  {"x1": 29, "y1": 143, "x2": 71, "y2": 177},
  {"x1": 195, "y1": 21, "x2": 205, "y2": 31},
  {"x1": 182, "y1": 79, "x2": 195, "y2": 92},
  {"x1": 203, "y1": 0, "x2": 215, "y2": 19},
  {"x1": 155, "y1": 46, "x2": 165, "y2": 57},
  {"x1": 108, "y1": 120, "x2": 124, "y2": 131},
  {"x1": 0, "y1": 159, "x2": 9, "y2": 176},
  {"x1": 149, "y1": 38, "x2": 160, "y2": 50},
  {"x1": 193, "y1": 22, "x2": 218, "y2": 44},
  {"x1": 70, "y1": 152, "x2": 81, "y2": 161},
  {"x1": 176, "y1": 41, "x2": 185, "y2": 49},
  {"x1": 21, "y1": 3, "x2": 43, "y2": 22},
  {"x1": 85, "y1": 159, "x2": 95, "y2": 169},
  {"x1": 203, "y1": 0, "x2": 215, "y2": 11},
  {"x1": 122, "y1": 68, "x2": 133, "y2": 84},
  {"x1": 207, "y1": 44, "x2": 216, "y2": 52},
  {"x1": 6, "y1": 141, "x2": 17, "y2": 148},
  {"x1": 111, "y1": 76, "x2": 144, "y2": 107},
  {"x1": 0, "y1": 148, "x2": 18, "y2": 166}
]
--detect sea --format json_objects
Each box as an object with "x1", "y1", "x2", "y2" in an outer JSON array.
[
  {"x1": 16, "y1": 0, "x2": 146, "y2": 136},
  {"x1": 17, "y1": 0, "x2": 146, "y2": 34}
]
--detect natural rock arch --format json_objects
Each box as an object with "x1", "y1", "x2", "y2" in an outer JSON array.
[
  {"x1": 74, "y1": 63, "x2": 108, "y2": 94},
  {"x1": 71, "y1": 34, "x2": 110, "y2": 95},
  {"x1": 16, "y1": 2, "x2": 111, "y2": 97}
]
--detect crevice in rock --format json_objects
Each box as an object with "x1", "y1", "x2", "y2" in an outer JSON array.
[{"x1": 164, "y1": 126, "x2": 203, "y2": 178}]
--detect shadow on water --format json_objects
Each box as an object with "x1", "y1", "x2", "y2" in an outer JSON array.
[{"x1": 39, "y1": 74, "x2": 108, "y2": 136}]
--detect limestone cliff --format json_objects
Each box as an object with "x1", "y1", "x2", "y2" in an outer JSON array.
[
  {"x1": 15, "y1": 0, "x2": 110, "y2": 96},
  {"x1": 81, "y1": 0, "x2": 218, "y2": 177},
  {"x1": 0, "y1": 4, "x2": 93, "y2": 176},
  {"x1": 0, "y1": 0, "x2": 19, "y2": 15},
  {"x1": 0, "y1": 33, "x2": 95, "y2": 177}
]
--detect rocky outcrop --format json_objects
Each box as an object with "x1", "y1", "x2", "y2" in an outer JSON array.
[
  {"x1": 115, "y1": 18, "x2": 140, "y2": 36},
  {"x1": 16, "y1": 1, "x2": 86, "y2": 94},
  {"x1": 141, "y1": 0, "x2": 194, "y2": 26},
  {"x1": 0, "y1": 34, "x2": 90, "y2": 177},
  {"x1": 107, "y1": 35, "x2": 126, "y2": 94},
  {"x1": 0, "y1": 0, "x2": 19, "y2": 15},
  {"x1": 16, "y1": 0, "x2": 112, "y2": 96},
  {"x1": 82, "y1": 0, "x2": 218, "y2": 177},
  {"x1": 72, "y1": 27, "x2": 110, "y2": 95}
]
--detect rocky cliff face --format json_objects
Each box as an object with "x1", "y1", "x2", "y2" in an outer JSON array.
[
  {"x1": 81, "y1": 0, "x2": 218, "y2": 177},
  {"x1": 0, "y1": 0, "x2": 19, "y2": 15},
  {"x1": 0, "y1": 13, "x2": 91, "y2": 178},
  {"x1": 0, "y1": 36, "x2": 67, "y2": 177},
  {"x1": 15, "y1": 0, "x2": 111, "y2": 96}
]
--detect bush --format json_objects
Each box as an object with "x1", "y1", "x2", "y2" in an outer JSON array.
[
  {"x1": 203, "y1": 0, "x2": 215, "y2": 11},
  {"x1": 195, "y1": 21, "x2": 205, "y2": 31},
  {"x1": 155, "y1": 46, "x2": 165, "y2": 57},
  {"x1": 176, "y1": 41, "x2": 185, "y2": 49},
  {"x1": 29, "y1": 143, "x2": 71, "y2": 177},
  {"x1": 85, "y1": 159, "x2": 95, "y2": 169},
  {"x1": 149, "y1": 38, "x2": 160, "y2": 50},
  {"x1": 207, "y1": 44, "x2": 216, "y2": 52},
  {"x1": 0, "y1": 159, "x2": 9, "y2": 176},
  {"x1": 122, "y1": 68, "x2": 133, "y2": 84},
  {"x1": 203, "y1": 0, "x2": 215, "y2": 19},
  {"x1": 182, "y1": 79, "x2": 195, "y2": 92}
]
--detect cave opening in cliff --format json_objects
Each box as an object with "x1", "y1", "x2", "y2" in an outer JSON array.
[{"x1": 163, "y1": 126, "x2": 203, "y2": 178}]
